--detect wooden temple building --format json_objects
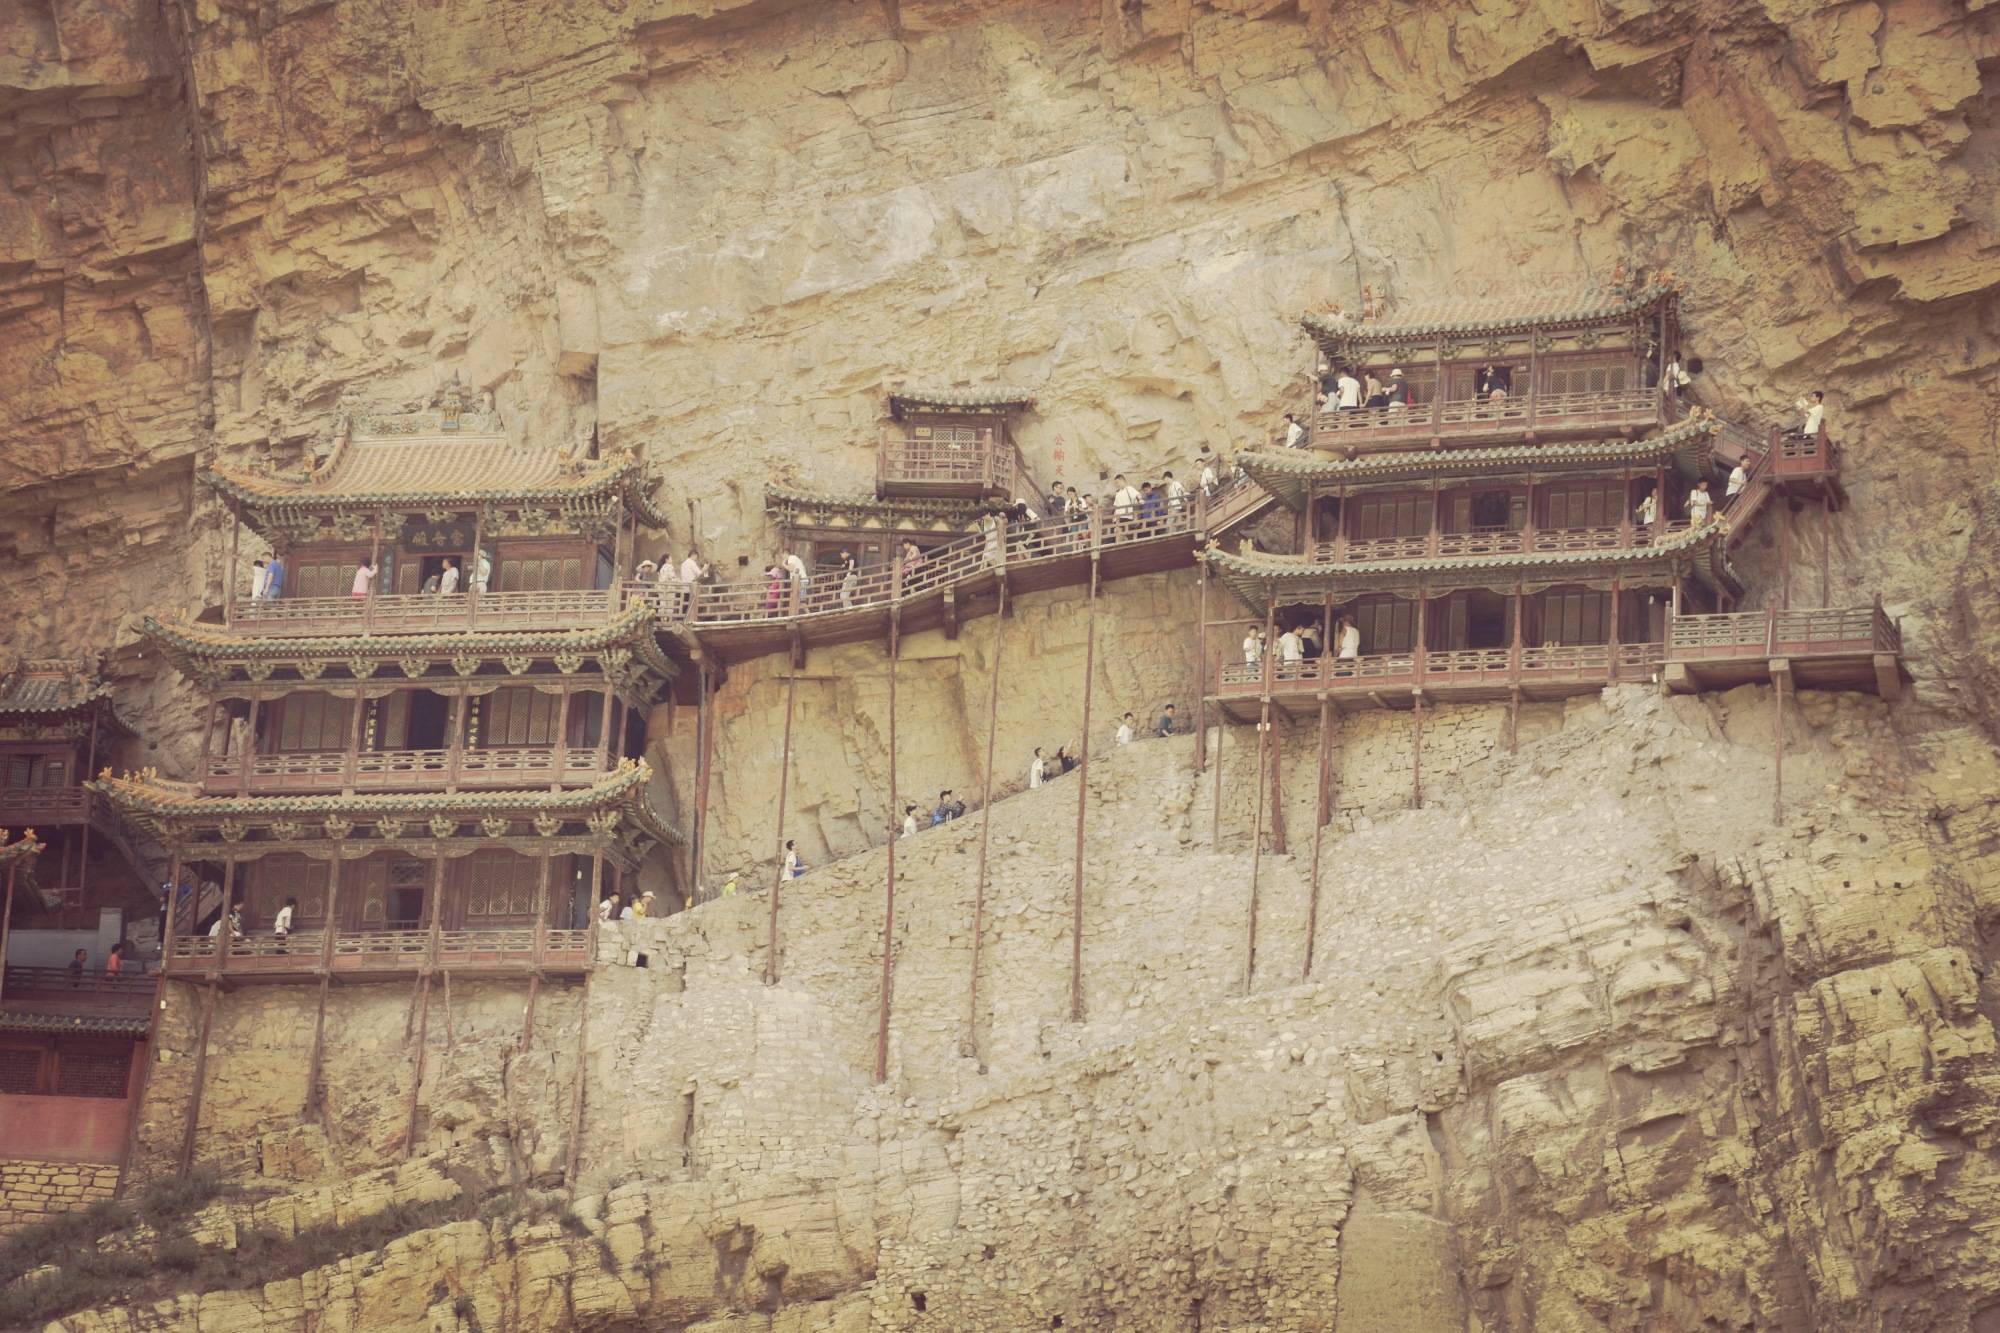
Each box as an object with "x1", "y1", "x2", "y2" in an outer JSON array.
[
  {"x1": 1198, "y1": 277, "x2": 1905, "y2": 819},
  {"x1": 91, "y1": 400, "x2": 684, "y2": 1165}
]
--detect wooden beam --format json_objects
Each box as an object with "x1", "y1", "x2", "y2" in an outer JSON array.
[
  {"x1": 967, "y1": 580, "x2": 1006, "y2": 1061},
  {"x1": 877, "y1": 594, "x2": 902, "y2": 1083},
  {"x1": 1247, "y1": 701, "x2": 1269, "y2": 993},
  {"x1": 1069, "y1": 546, "x2": 1100, "y2": 1024},
  {"x1": 766, "y1": 666, "x2": 798, "y2": 986},
  {"x1": 1303, "y1": 698, "x2": 1332, "y2": 980},
  {"x1": 1770, "y1": 659, "x2": 1790, "y2": 823},
  {"x1": 1873, "y1": 653, "x2": 1903, "y2": 701},
  {"x1": 304, "y1": 855, "x2": 343, "y2": 1118},
  {"x1": 1193, "y1": 560, "x2": 1208, "y2": 775},
  {"x1": 177, "y1": 983, "x2": 219, "y2": 1175},
  {"x1": 1268, "y1": 716, "x2": 1286, "y2": 856},
  {"x1": 563, "y1": 972, "x2": 593, "y2": 1198},
  {"x1": 1411, "y1": 689, "x2": 1425, "y2": 809}
]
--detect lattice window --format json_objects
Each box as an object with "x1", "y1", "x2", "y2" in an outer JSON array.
[
  {"x1": 54, "y1": 1048, "x2": 131, "y2": 1099},
  {"x1": 1352, "y1": 597, "x2": 1416, "y2": 653},
  {"x1": 1544, "y1": 361, "x2": 1630, "y2": 396},
  {"x1": 250, "y1": 856, "x2": 329, "y2": 925},
  {"x1": 1350, "y1": 494, "x2": 1430, "y2": 540},
  {"x1": 290, "y1": 562, "x2": 350, "y2": 599},
  {"x1": 910, "y1": 426, "x2": 982, "y2": 444},
  {"x1": 498, "y1": 557, "x2": 585, "y2": 592},
  {"x1": 481, "y1": 689, "x2": 561, "y2": 747},
  {"x1": 1543, "y1": 482, "x2": 1621, "y2": 529},
  {"x1": 1540, "y1": 589, "x2": 1609, "y2": 645},
  {"x1": 464, "y1": 853, "x2": 537, "y2": 918},
  {"x1": 0, "y1": 1045, "x2": 40, "y2": 1094},
  {"x1": 272, "y1": 694, "x2": 352, "y2": 752}
]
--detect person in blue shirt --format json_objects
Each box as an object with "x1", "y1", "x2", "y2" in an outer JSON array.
[
  {"x1": 264, "y1": 554, "x2": 285, "y2": 599},
  {"x1": 1137, "y1": 482, "x2": 1166, "y2": 524},
  {"x1": 1156, "y1": 704, "x2": 1178, "y2": 737}
]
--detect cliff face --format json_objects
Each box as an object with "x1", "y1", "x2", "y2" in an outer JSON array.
[{"x1": 6, "y1": 0, "x2": 2000, "y2": 1328}]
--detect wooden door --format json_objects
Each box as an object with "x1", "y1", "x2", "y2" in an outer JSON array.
[
  {"x1": 1351, "y1": 596, "x2": 1415, "y2": 654},
  {"x1": 1349, "y1": 493, "x2": 1429, "y2": 540},
  {"x1": 1538, "y1": 588, "x2": 1610, "y2": 645}
]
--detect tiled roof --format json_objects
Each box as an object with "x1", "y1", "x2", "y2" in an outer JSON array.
[
  {"x1": 888, "y1": 386, "x2": 1036, "y2": 416},
  {"x1": 1204, "y1": 522, "x2": 1732, "y2": 607},
  {"x1": 0, "y1": 658, "x2": 110, "y2": 716},
  {"x1": 0, "y1": 1011, "x2": 151, "y2": 1037},
  {"x1": 91, "y1": 760, "x2": 685, "y2": 845},
  {"x1": 139, "y1": 604, "x2": 664, "y2": 661},
  {"x1": 1302, "y1": 279, "x2": 1676, "y2": 347},
  {"x1": 1238, "y1": 417, "x2": 1718, "y2": 509},
  {"x1": 203, "y1": 430, "x2": 669, "y2": 527}
]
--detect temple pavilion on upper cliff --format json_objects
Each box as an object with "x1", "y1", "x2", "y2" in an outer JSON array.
[
  {"x1": 93, "y1": 397, "x2": 684, "y2": 1022},
  {"x1": 1195, "y1": 274, "x2": 1908, "y2": 813}
]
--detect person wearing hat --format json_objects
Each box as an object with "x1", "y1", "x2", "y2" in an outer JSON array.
[
  {"x1": 632, "y1": 890, "x2": 658, "y2": 919},
  {"x1": 1386, "y1": 368, "x2": 1413, "y2": 408}
]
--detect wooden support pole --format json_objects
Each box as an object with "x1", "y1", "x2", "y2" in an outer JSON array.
[
  {"x1": 0, "y1": 858, "x2": 18, "y2": 1003},
  {"x1": 304, "y1": 854, "x2": 343, "y2": 1118},
  {"x1": 876, "y1": 591, "x2": 902, "y2": 1083},
  {"x1": 366, "y1": 512, "x2": 383, "y2": 634},
  {"x1": 403, "y1": 855, "x2": 445, "y2": 1158},
  {"x1": 694, "y1": 663, "x2": 714, "y2": 889},
  {"x1": 467, "y1": 506, "x2": 485, "y2": 630},
  {"x1": 765, "y1": 666, "x2": 797, "y2": 986},
  {"x1": 563, "y1": 971, "x2": 593, "y2": 1197},
  {"x1": 1820, "y1": 491, "x2": 1832, "y2": 608},
  {"x1": 1211, "y1": 680, "x2": 1225, "y2": 850},
  {"x1": 1507, "y1": 687, "x2": 1522, "y2": 754},
  {"x1": 1069, "y1": 553, "x2": 1099, "y2": 1024},
  {"x1": 1608, "y1": 580, "x2": 1622, "y2": 684},
  {"x1": 1772, "y1": 662, "x2": 1789, "y2": 824},
  {"x1": 1246, "y1": 701, "x2": 1269, "y2": 992},
  {"x1": 225, "y1": 512, "x2": 241, "y2": 624},
  {"x1": 1412, "y1": 690, "x2": 1426, "y2": 809},
  {"x1": 1303, "y1": 698, "x2": 1332, "y2": 980},
  {"x1": 177, "y1": 983, "x2": 219, "y2": 1175},
  {"x1": 1268, "y1": 717, "x2": 1286, "y2": 856},
  {"x1": 213, "y1": 859, "x2": 236, "y2": 978},
  {"x1": 1779, "y1": 498, "x2": 1792, "y2": 611},
  {"x1": 1193, "y1": 560, "x2": 1209, "y2": 775},
  {"x1": 78, "y1": 706, "x2": 98, "y2": 901},
  {"x1": 239, "y1": 699, "x2": 259, "y2": 797},
  {"x1": 967, "y1": 580, "x2": 1006, "y2": 1059},
  {"x1": 522, "y1": 853, "x2": 552, "y2": 1049}
]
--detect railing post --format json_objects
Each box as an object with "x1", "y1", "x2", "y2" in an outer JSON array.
[{"x1": 1765, "y1": 605, "x2": 1778, "y2": 656}]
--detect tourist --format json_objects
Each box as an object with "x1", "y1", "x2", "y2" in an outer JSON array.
[
  {"x1": 1300, "y1": 621, "x2": 1322, "y2": 657},
  {"x1": 273, "y1": 895, "x2": 296, "y2": 944},
  {"x1": 1199, "y1": 458, "x2": 1218, "y2": 498},
  {"x1": 720, "y1": 875, "x2": 739, "y2": 899},
  {"x1": 1112, "y1": 475, "x2": 1140, "y2": 523},
  {"x1": 250, "y1": 558, "x2": 271, "y2": 601},
  {"x1": 1636, "y1": 489, "x2": 1658, "y2": 528},
  {"x1": 839, "y1": 551, "x2": 859, "y2": 608},
  {"x1": 474, "y1": 548, "x2": 492, "y2": 594},
  {"x1": 1278, "y1": 625, "x2": 1303, "y2": 664},
  {"x1": 1156, "y1": 704, "x2": 1177, "y2": 737},
  {"x1": 635, "y1": 559, "x2": 657, "y2": 583},
  {"x1": 1725, "y1": 461, "x2": 1749, "y2": 505},
  {"x1": 902, "y1": 803, "x2": 920, "y2": 837},
  {"x1": 1138, "y1": 482, "x2": 1166, "y2": 525},
  {"x1": 1336, "y1": 366, "x2": 1361, "y2": 410},
  {"x1": 1363, "y1": 372, "x2": 1388, "y2": 408},
  {"x1": 1048, "y1": 482, "x2": 1067, "y2": 515},
  {"x1": 680, "y1": 550, "x2": 707, "y2": 586},
  {"x1": 1386, "y1": 368, "x2": 1413, "y2": 407},
  {"x1": 1337, "y1": 615, "x2": 1361, "y2": 660},
  {"x1": 105, "y1": 942, "x2": 124, "y2": 977},
  {"x1": 636, "y1": 890, "x2": 658, "y2": 917},
  {"x1": 438, "y1": 556, "x2": 461, "y2": 596},
  {"x1": 1056, "y1": 745, "x2": 1077, "y2": 776},
  {"x1": 1791, "y1": 391, "x2": 1825, "y2": 439},
  {"x1": 764, "y1": 563, "x2": 785, "y2": 614},
  {"x1": 1243, "y1": 626, "x2": 1264, "y2": 665},
  {"x1": 264, "y1": 554, "x2": 285, "y2": 599},
  {"x1": 1164, "y1": 471, "x2": 1188, "y2": 511},
  {"x1": 598, "y1": 893, "x2": 621, "y2": 923},
  {"x1": 1687, "y1": 479, "x2": 1714, "y2": 527},
  {"x1": 1029, "y1": 747, "x2": 1047, "y2": 789},
  {"x1": 1283, "y1": 413, "x2": 1306, "y2": 448},
  {"x1": 901, "y1": 541, "x2": 925, "y2": 579},
  {"x1": 69, "y1": 948, "x2": 87, "y2": 983},
  {"x1": 784, "y1": 550, "x2": 810, "y2": 603},
  {"x1": 421, "y1": 569, "x2": 442, "y2": 595},
  {"x1": 783, "y1": 841, "x2": 805, "y2": 880},
  {"x1": 351, "y1": 558, "x2": 377, "y2": 599},
  {"x1": 618, "y1": 896, "x2": 638, "y2": 921},
  {"x1": 1116, "y1": 712, "x2": 1135, "y2": 746},
  {"x1": 983, "y1": 513, "x2": 1004, "y2": 566}
]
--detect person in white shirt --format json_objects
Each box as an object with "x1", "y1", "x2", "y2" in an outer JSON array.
[
  {"x1": 597, "y1": 893, "x2": 620, "y2": 923},
  {"x1": 1337, "y1": 616, "x2": 1361, "y2": 660},
  {"x1": 473, "y1": 549, "x2": 492, "y2": 594},
  {"x1": 1336, "y1": 369, "x2": 1361, "y2": 410},
  {"x1": 1278, "y1": 628, "x2": 1303, "y2": 663},
  {"x1": 1029, "y1": 748, "x2": 1047, "y2": 789},
  {"x1": 679, "y1": 552, "x2": 705, "y2": 585},
  {"x1": 1300, "y1": 623, "x2": 1321, "y2": 657},
  {"x1": 1111, "y1": 475, "x2": 1140, "y2": 521},
  {"x1": 1283, "y1": 414, "x2": 1306, "y2": 448},
  {"x1": 1636, "y1": 491, "x2": 1658, "y2": 527},
  {"x1": 273, "y1": 897, "x2": 295, "y2": 939},
  {"x1": 1243, "y1": 628, "x2": 1264, "y2": 665},
  {"x1": 1164, "y1": 472, "x2": 1188, "y2": 510},
  {"x1": 1116, "y1": 713, "x2": 1135, "y2": 746},
  {"x1": 1687, "y1": 480, "x2": 1714, "y2": 525},
  {"x1": 619, "y1": 899, "x2": 637, "y2": 921},
  {"x1": 783, "y1": 551, "x2": 810, "y2": 599},
  {"x1": 1725, "y1": 462, "x2": 1748, "y2": 503},
  {"x1": 437, "y1": 557, "x2": 461, "y2": 596},
  {"x1": 783, "y1": 840, "x2": 804, "y2": 879},
  {"x1": 250, "y1": 559, "x2": 271, "y2": 601},
  {"x1": 1199, "y1": 461, "x2": 1218, "y2": 497},
  {"x1": 1794, "y1": 391, "x2": 1825, "y2": 438}
]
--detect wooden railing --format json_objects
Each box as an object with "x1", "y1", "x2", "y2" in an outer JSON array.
[
  {"x1": 227, "y1": 587, "x2": 623, "y2": 635},
  {"x1": 201, "y1": 745, "x2": 606, "y2": 794},
  {"x1": 877, "y1": 428, "x2": 1013, "y2": 495},
  {"x1": 675, "y1": 502, "x2": 1199, "y2": 628},
  {"x1": 0, "y1": 966, "x2": 154, "y2": 1015},
  {"x1": 1310, "y1": 387, "x2": 1666, "y2": 449},
  {"x1": 1667, "y1": 605, "x2": 1895, "y2": 659},
  {"x1": 1308, "y1": 520, "x2": 1694, "y2": 565},
  {"x1": 168, "y1": 922, "x2": 593, "y2": 974},
  {"x1": 0, "y1": 787, "x2": 91, "y2": 823}
]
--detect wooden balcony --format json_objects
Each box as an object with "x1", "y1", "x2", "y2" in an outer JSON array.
[
  {"x1": 876, "y1": 428, "x2": 1019, "y2": 500},
  {"x1": 226, "y1": 587, "x2": 625, "y2": 637},
  {"x1": 199, "y1": 745, "x2": 607, "y2": 795},
  {"x1": 1309, "y1": 388, "x2": 1668, "y2": 452},
  {"x1": 1209, "y1": 606, "x2": 1902, "y2": 717},
  {"x1": 164, "y1": 926, "x2": 591, "y2": 982},
  {"x1": 0, "y1": 786, "x2": 92, "y2": 826},
  {"x1": 1311, "y1": 521, "x2": 1698, "y2": 565},
  {"x1": 0, "y1": 966, "x2": 154, "y2": 1021}
]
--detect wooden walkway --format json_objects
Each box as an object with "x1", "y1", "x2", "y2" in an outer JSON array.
[{"x1": 161, "y1": 927, "x2": 592, "y2": 985}]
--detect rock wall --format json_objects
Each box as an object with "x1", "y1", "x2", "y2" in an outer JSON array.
[{"x1": 0, "y1": 1159, "x2": 120, "y2": 1234}]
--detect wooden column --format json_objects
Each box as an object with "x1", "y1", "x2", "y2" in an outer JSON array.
[
  {"x1": 444, "y1": 693, "x2": 467, "y2": 791},
  {"x1": 1820, "y1": 492, "x2": 1832, "y2": 608},
  {"x1": 522, "y1": 853, "x2": 551, "y2": 1049},
  {"x1": 239, "y1": 699, "x2": 260, "y2": 796},
  {"x1": 1608, "y1": 580, "x2": 1622, "y2": 684},
  {"x1": 225, "y1": 513, "x2": 241, "y2": 624},
  {"x1": 596, "y1": 686, "x2": 616, "y2": 771},
  {"x1": 876, "y1": 567, "x2": 903, "y2": 1083},
  {"x1": 967, "y1": 581, "x2": 1006, "y2": 1059},
  {"x1": 1778, "y1": 498, "x2": 1792, "y2": 610},
  {"x1": 304, "y1": 853, "x2": 343, "y2": 1118},
  {"x1": 1412, "y1": 691, "x2": 1426, "y2": 810},
  {"x1": 1068, "y1": 541, "x2": 1100, "y2": 1025},
  {"x1": 466, "y1": 507, "x2": 485, "y2": 630},
  {"x1": 1333, "y1": 486, "x2": 1348, "y2": 562},
  {"x1": 159, "y1": 850, "x2": 183, "y2": 975},
  {"x1": 77, "y1": 706, "x2": 99, "y2": 901},
  {"x1": 1303, "y1": 698, "x2": 1332, "y2": 979},
  {"x1": 1268, "y1": 716, "x2": 1286, "y2": 856},
  {"x1": 552, "y1": 687, "x2": 572, "y2": 784},
  {"x1": 177, "y1": 983, "x2": 219, "y2": 1175},
  {"x1": 766, "y1": 665, "x2": 798, "y2": 986},
  {"x1": 1262, "y1": 594, "x2": 1277, "y2": 694},
  {"x1": 1211, "y1": 678, "x2": 1225, "y2": 850},
  {"x1": 563, "y1": 970, "x2": 594, "y2": 1198},
  {"x1": 366, "y1": 513, "x2": 383, "y2": 634},
  {"x1": 1652, "y1": 465, "x2": 1668, "y2": 542},
  {"x1": 1246, "y1": 702, "x2": 1269, "y2": 992},
  {"x1": 694, "y1": 664, "x2": 714, "y2": 889},
  {"x1": 1772, "y1": 663, "x2": 1789, "y2": 823},
  {"x1": 1523, "y1": 479, "x2": 1537, "y2": 553},
  {"x1": 343, "y1": 689, "x2": 366, "y2": 794},
  {"x1": 212, "y1": 859, "x2": 236, "y2": 978},
  {"x1": 0, "y1": 855, "x2": 19, "y2": 1002},
  {"x1": 403, "y1": 854, "x2": 446, "y2": 1158}
]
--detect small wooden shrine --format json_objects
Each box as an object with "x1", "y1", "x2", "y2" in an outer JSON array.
[{"x1": 878, "y1": 385, "x2": 1036, "y2": 501}]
